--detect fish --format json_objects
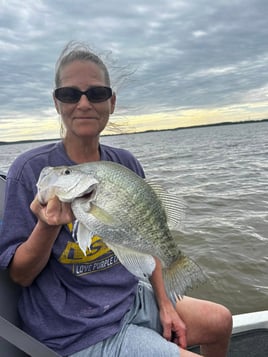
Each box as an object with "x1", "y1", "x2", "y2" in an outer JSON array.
[{"x1": 36, "y1": 161, "x2": 206, "y2": 299}]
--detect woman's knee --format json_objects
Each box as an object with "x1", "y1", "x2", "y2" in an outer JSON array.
[
  {"x1": 214, "y1": 304, "x2": 233, "y2": 337},
  {"x1": 175, "y1": 296, "x2": 232, "y2": 343}
]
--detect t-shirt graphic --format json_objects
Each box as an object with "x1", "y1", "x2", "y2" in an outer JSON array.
[{"x1": 58, "y1": 223, "x2": 120, "y2": 276}]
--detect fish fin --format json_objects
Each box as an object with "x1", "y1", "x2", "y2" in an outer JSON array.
[
  {"x1": 145, "y1": 179, "x2": 186, "y2": 230},
  {"x1": 90, "y1": 203, "x2": 120, "y2": 226},
  {"x1": 106, "y1": 242, "x2": 156, "y2": 279},
  {"x1": 162, "y1": 251, "x2": 207, "y2": 302},
  {"x1": 74, "y1": 221, "x2": 93, "y2": 255}
]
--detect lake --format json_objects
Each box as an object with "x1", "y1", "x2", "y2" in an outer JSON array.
[{"x1": 1, "y1": 121, "x2": 267, "y2": 314}]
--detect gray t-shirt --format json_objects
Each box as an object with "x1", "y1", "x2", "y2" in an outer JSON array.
[{"x1": 0, "y1": 141, "x2": 145, "y2": 356}]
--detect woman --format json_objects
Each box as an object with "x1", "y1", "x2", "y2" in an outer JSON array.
[{"x1": 0, "y1": 41, "x2": 232, "y2": 356}]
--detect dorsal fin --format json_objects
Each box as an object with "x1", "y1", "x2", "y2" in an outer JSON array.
[{"x1": 145, "y1": 179, "x2": 185, "y2": 230}]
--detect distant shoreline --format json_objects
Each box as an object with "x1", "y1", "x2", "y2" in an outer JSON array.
[{"x1": 0, "y1": 118, "x2": 267, "y2": 145}]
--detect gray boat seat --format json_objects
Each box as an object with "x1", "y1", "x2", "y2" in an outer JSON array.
[{"x1": 0, "y1": 174, "x2": 60, "y2": 356}]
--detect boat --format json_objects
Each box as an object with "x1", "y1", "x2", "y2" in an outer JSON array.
[{"x1": 0, "y1": 172, "x2": 267, "y2": 356}]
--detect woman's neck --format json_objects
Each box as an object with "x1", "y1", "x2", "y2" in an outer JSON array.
[{"x1": 63, "y1": 136, "x2": 100, "y2": 163}]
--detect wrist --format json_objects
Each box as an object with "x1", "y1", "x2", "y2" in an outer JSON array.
[{"x1": 36, "y1": 219, "x2": 62, "y2": 234}]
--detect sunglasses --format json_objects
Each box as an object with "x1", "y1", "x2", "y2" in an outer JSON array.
[{"x1": 54, "y1": 86, "x2": 113, "y2": 104}]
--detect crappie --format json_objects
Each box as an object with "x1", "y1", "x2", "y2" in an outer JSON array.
[{"x1": 37, "y1": 161, "x2": 205, "y2": 299}]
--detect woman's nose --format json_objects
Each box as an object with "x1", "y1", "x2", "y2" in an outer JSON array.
[{"x1": 77, "y1": 94, "x2": 93, "y2": 108}]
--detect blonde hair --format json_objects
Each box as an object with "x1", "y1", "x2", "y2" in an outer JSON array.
[{"x1": 55, "y1": 41, "x2": 111, "y2": 88}]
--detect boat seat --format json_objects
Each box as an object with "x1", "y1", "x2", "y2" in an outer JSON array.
[{"x1": 0, "y1": 174, "x2": 60, "y2": 356}]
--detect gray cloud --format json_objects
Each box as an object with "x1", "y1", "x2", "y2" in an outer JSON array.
[{"x1": 1, "y1": 0, "x2": 268, "y2": 138}]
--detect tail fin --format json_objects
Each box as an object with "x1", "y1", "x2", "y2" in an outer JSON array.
[{"x1": 162, "y1": 253, "x2": 206, "y2": 302}]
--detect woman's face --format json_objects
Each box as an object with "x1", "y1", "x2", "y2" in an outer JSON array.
[{"x1": 54, "y1": 60, "x2": 116, "y2": 140}]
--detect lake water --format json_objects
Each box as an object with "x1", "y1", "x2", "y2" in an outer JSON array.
[{"x1": 1, "y1": 122, "x2": 267, "y2": 314}]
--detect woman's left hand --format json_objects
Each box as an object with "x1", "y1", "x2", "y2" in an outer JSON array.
[
  {"x1": 159, "y1": 298, "x2": 187, "y2": 348},
  {"x1": 149, "y1": 257, "x2": 187, "y2": 349}
]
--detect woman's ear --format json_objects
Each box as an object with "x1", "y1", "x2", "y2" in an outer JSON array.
[{"x1": 110, "y1": 92, "x2": 116, "y2": 114}]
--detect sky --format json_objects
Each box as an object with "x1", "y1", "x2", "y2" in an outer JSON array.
[{"x1": 1, "y1": 0, "x2": 268, "y2": 142}]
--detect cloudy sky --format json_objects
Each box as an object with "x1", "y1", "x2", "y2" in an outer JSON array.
[{"x1": 1, "y1": 0, "x2": 268, "y2": 142}]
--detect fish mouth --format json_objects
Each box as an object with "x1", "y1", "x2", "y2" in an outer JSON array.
[
  {"x1": 81, "y1": 190, "x2": 96, "y2": 200},
  {"x1": 78, "y1": 185, "x2": 97, "y2": 201}
]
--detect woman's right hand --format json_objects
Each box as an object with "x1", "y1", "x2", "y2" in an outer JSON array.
[{"x1": 30, "y1": 196, "x2": 74, "y2": 226}]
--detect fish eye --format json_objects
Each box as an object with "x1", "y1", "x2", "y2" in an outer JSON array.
[{"x1": 63, "y1": 168, "x2": 72, "y2": 175}]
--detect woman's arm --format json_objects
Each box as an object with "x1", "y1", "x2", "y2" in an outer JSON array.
[
  {"x1": 9, "y1": 197, "x2": 73, "y2": 287},
  {"x1": 149, "y1": 257, "x2": 187, "y2": 349}
]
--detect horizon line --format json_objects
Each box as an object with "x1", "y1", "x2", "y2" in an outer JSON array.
[{"x1": 0, "y1": 118, "x2": 267, "y2": 145}]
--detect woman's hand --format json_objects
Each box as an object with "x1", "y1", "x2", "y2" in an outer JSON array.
[
  {"x1": 30, "y1": 196, "x2": 74, "y2": 226},
  {"x1": 149, "y1": 257, "x2": 187, "y2": 349},
  {"x1": 158, "y1": 297, "x2": 187, "y2": 348}
]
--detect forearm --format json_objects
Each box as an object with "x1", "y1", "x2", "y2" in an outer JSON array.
[
  {"x1": 9, "y1": 221, "x2": 61, "y2": 286},
  {"x1": 149, "y1": 257, "x2": 187, "y2": 347},
  {"x1": 9, "y1": 196, "x2": 73, "y2": 286},
  {"x1": 149, "y1": 257, "x2": 170, "y2": 308}
]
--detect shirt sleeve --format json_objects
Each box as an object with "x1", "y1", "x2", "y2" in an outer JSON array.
[{"x1": 0, "y1": 172, "x2": 37, "y2": 269}]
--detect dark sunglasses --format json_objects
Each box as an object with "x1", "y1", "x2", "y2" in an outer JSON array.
[{"x1": 54, "y1": 86, "x2": 113, "y2": 104}]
